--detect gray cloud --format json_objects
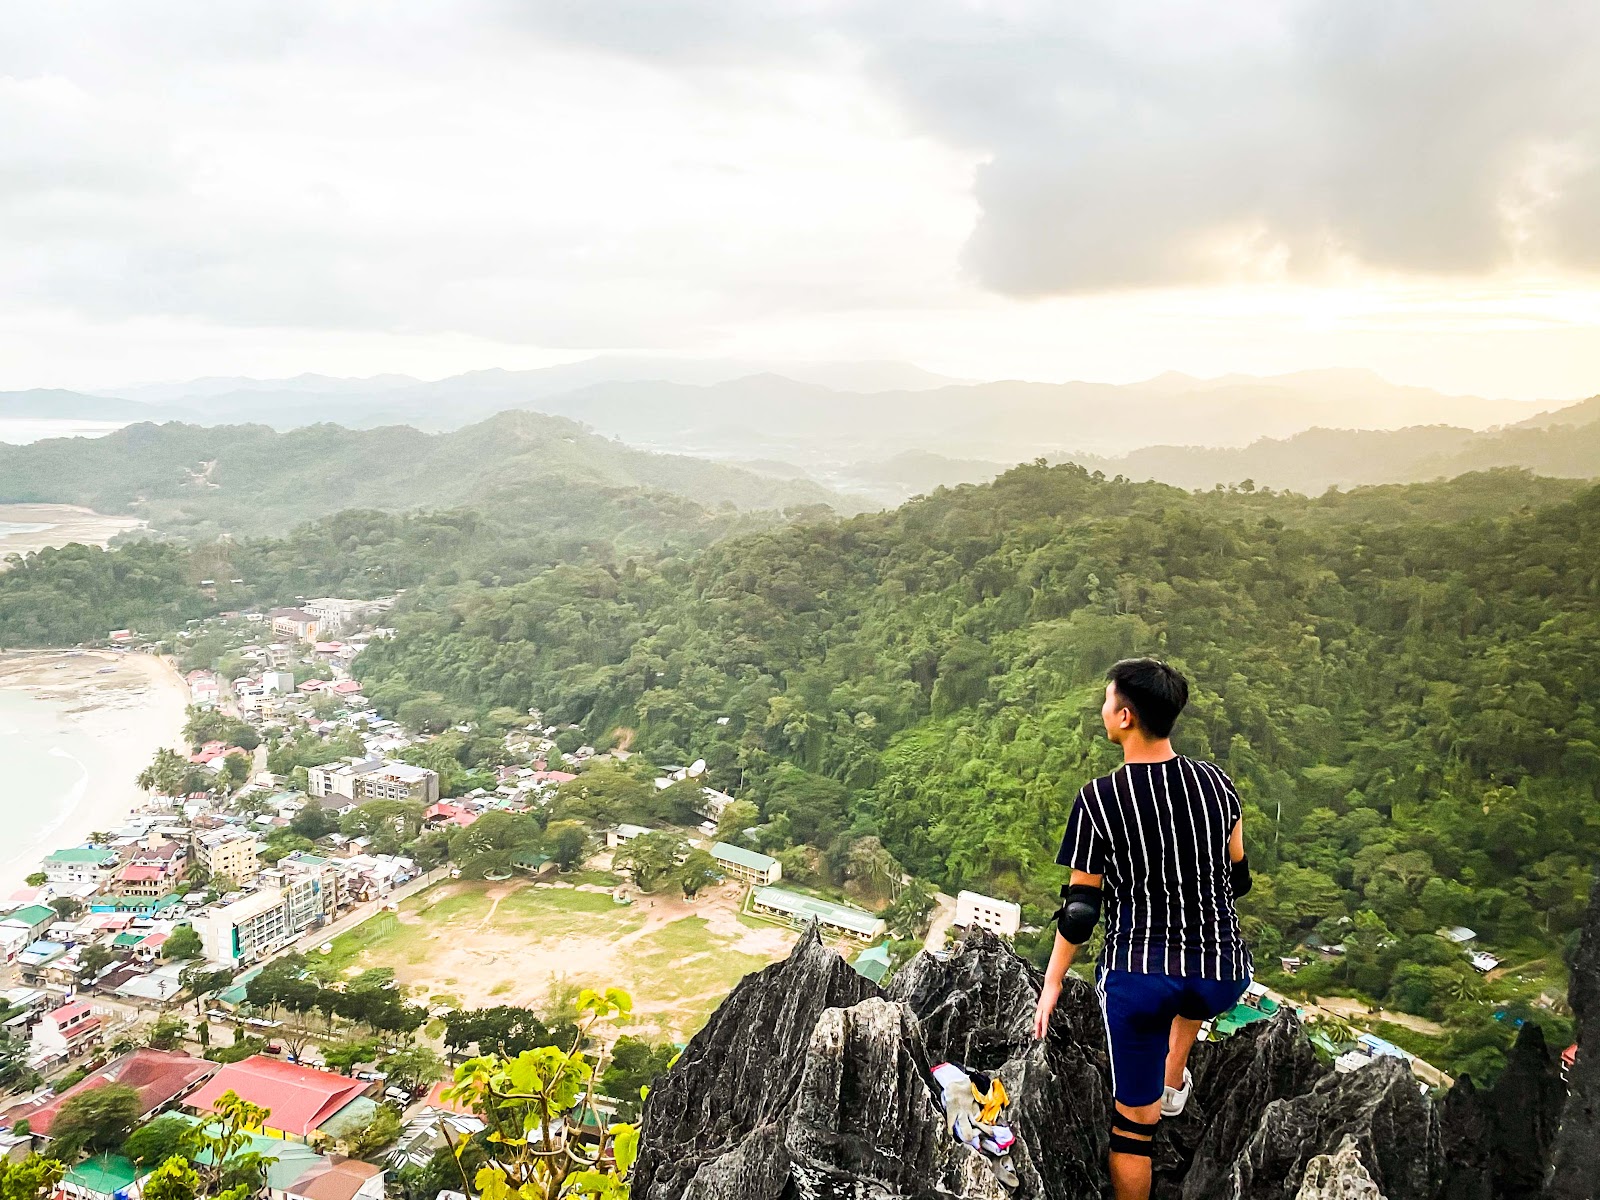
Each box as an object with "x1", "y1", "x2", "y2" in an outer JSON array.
[{"x1": 505, "y1": 0, "x2": 1600, "y2": 293}]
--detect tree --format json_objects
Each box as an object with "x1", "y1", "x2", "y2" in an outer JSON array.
[
  {"x1": 0, "y1": 1155, "x2": 64, "y2": 1200},
  {"x1": 23, "y1": 872, "x2": 45, "y2": 888},
  {"x1": 145, "y1": 1014, "x2": 187, "y2": 1051},
  {"x1": 290, "y1": 800, "x2": 338, "y2": 840},
  {"x1": 140, "y1": 1156, "x2": 203, "y2": 1200},
  {"x1": 178, "y1": 1090, "x2": 271, "y2": 1197},
  {"x1": 714, "y1": 800, "x2": 761, "y2": 843},
  {"x1": 163, "y1": 925, "x2": 203, "y2": 961},
  {"x1": 674, "y1": 849, "x2": 720, "y2": 899},
  {"x1": 379, "y1": 1044, "x2": 445, "y2": 1096},
  {"x1": 445, "y1": 987, "x2": 638, "y2": 1200},
  {"x1": 138, "y1": 747, "x2": 200, "y2": 797},
  {"x1": 49, "y1": 1083, "x2": 142, "y2": 1156},
  {"x1": 179, "y1": 965, "x2": 235, "y2": 1015},
  {"x1": 122, "y1": 1115, "x2": 191, "y2": 1171},
  {"x1": 614, "y1": 832, "x2": 687, "y2": 894},
  {"x1": 544, "y1": 820, "x2": 590, "y2": 871},
  {"x1": 884, "y1": 878, "x2": 936, "y2": 940},
  {"x1": 443, "y1": 1006, "x2": 563, "y2": 1059},
  {"x1": 449, "y1": 811, "x2": 542, "y2": 879},
  {"x1": 78, "y1": 943, "x2": 117, "y2": 980},
  {"x1": 597, "y1": 1037, "x2": 676, "y2": 1122},
  {"x1": 337, "y1": 1104, "x2": 402, "y2": 1157},
  {"x1": 49, "y1": 896, "x2": 82, "y2": 921},
  {"x1": 321, "y1": 1037, "x2": 381, "y2": 1075}
]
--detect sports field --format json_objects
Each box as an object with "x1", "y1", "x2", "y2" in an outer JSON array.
[{"x1": 315, "y1": 876, "x2": 797, "y2": 1040}]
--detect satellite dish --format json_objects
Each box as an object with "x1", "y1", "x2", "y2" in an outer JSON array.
[{"x1": 687, "y1": 759, "x2": 706, "y2": 777}]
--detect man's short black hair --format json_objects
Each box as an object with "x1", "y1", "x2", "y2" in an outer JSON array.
[{"x1": 1106, "y1": 658, "x2": 1189, "y2": 738}]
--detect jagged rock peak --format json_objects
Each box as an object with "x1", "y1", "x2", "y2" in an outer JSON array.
[{"x1": 634, "y1": 924, "x2": 1480, "y2": 1200}]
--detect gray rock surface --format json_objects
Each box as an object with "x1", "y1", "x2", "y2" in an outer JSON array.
[
  {"x1": 635, "y1": 904, "x2": 1597, "y2": 1200},
  {"x1": 1295, "y1": 1137, "x2": 1385, "y2": 1200},
  {"x1": 1546, "y1": 879, "x2": 1599, "y2": 1199}
]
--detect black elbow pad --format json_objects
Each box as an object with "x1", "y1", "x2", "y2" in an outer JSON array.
[
  {"x1": 1054, "y1": 883, "x2": 1102, "y2": 945},
  {"x1": 1230, "y1": 855, "x2": 1252, "y2": 898}
]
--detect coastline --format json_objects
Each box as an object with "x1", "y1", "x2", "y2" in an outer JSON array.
[
  {"x1": 0, "y1": 649, "x2": 189, "y2": 894},
  {"x1": 0, "y1": 503, "x2": 146, "y2": 561}
]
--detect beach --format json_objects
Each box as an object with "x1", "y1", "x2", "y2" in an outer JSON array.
[
  {"x1": 0, "y1": 650, "x2": 189, "y2": 893},
  {"x1": 0, "y1": 503, "x2": 146, "y2": 561}
]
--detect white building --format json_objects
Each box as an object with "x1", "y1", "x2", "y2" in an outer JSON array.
[
  {"x1": 195, "y1": 881, "x2": 319, "y2": 965},
  {"x1": 605, "y1": 824, "x2": 655, "y2": 848},
  {"x1": 953, "y1": 890, "x2": 1021, "y2": 938},
  {"x1": 308, "y1": 758, "x2": 440, "y2": 805}
]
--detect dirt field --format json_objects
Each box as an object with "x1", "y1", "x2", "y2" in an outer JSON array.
[{"x1": 317, "y1": 875, "x2": 800, "y2": 1041}]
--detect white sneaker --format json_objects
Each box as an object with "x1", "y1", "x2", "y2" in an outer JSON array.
[{"x1": 1161, "y1": 1068, "x2": 1192, "y2": 1117}]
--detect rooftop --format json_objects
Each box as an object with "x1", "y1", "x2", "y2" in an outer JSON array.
[
  {"x1": 64, "y1": 1153, "x2": 140, "y2": 1195},
  {"x1": 186, "y1": 1055, "x2": 374, "y2": 1137},
  {"x1": 1, "y1": 1048, "x2": 215, "y2": 1136},
  {"x1": 751, "y1": 887, "x2": 884, "y2": 936},
  {"x1": 5, "y1": 904, "x2": 58, "y2": 926},
  {"x1": 45, "y1": 847, "x2": 119, "y2": 865},
  {"x1": 710, "y1": 842, "x2": 779, "y2": 872}
]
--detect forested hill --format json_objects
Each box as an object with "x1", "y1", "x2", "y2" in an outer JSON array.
[
  {"x1": 0, "y1": 412, "x2": 857, "y2": 537},
  {"x1": 357, "y1": 462, "x2": 1599, "y2": 1074}
]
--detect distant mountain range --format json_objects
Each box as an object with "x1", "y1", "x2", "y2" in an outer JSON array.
[
  {"x1": 841, "y1": 393, "x2": 1600, "y2": 499},
  {"x1": 0, "y1": 411, "x2": 859, "y2": 539},
  {"x1": 1, "y1": 360, "x2": 1567, "y2": 470}
]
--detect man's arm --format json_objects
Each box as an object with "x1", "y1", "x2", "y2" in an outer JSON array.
[
  {"x1": 1228, "y1": 818, "x2": 1252, "y2": 895},
  {"x1": 1033, "y1": 868, "x2": 1101, "y2": 1039}
]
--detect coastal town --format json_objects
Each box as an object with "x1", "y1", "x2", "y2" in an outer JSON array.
[{"x1": 0, "y1": 598, "x2": 1574, "y2": 1200}]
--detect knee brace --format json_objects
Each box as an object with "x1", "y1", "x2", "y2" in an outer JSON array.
[
  {"x1": 1053, "y1": 883, "x2": 1102, "y2": 945},
  {"x1": 1109, "y1": 1111, "x2": 1158, "y2": 1158}
]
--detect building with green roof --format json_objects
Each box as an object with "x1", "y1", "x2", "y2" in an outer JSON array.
[
  {"x1": 751, "y1": 887, "x2": 885, "y2": 940},
  {"x1": 2, "y1": 905, "x2": 58, "y2": 938},
  {"x1": 62, "y1": 1153, "x2": 144, "y2": 1200},
  {"x1": 710, "y1": 842, "x2": 781, "y2": 885},
  {"x1": 852, "y1": 942, "x2": 893, "y2": 985},
  {"x1": 44, "y1": 847, "x2": 122, "y2": 887}
]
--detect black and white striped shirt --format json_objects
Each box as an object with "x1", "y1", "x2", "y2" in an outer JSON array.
[{"x1": 1056, "y1": 756, "x2": 1252, "y2": 980}]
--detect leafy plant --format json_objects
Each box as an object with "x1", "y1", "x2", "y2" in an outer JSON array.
[{"x1": 442, "y1": 987, "x2": 639, "y2": 1200}]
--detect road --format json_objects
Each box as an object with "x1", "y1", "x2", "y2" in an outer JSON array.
[{"x1": 923, "y1": 891, "x2": 956, "y2": 953}]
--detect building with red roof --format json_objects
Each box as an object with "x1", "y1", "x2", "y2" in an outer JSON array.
[
  {"x1": 280, "y1": 1156, "x2": 386, "y2": 1200},
  {"x1": 331, "y1": 680, "x2": 363, "y2": 695},
  {"x1": 184, "y1": 1055, "x2": 377, "y2": 1142},
  {"x1": 424, "y1": 802, "x2": 479, "y2": 829},
  {"x1": 31, "y1": 1001, "x2": 102, "y2": 1060},
  {"x1": 0, "y1": 1048, "x2": 215, "y2": 1138}
]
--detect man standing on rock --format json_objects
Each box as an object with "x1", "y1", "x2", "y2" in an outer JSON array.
[{"x1": 1033, "y1": 657, "x2": 1253, "y2": 1200}]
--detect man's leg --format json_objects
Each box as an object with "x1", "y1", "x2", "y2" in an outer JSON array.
[
  {"x1": 1165, "y1": 1016, "x2": 1203, "y2": 1090},
  {"x1": 1109, "y1": 1100, "x2": 1161, "y2": 1200}
]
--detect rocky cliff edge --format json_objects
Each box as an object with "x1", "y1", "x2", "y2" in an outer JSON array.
[{"x1": 634, "y1": 880, "x2": 1598, "y2": 1200}]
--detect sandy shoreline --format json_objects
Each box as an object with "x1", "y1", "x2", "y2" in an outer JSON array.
[
  {"x1": 0, "y1": 504, "x2": 146, "y2": 560},
  {"x1": 0, "y1": 650, "x2": 189, "y2": 893}
]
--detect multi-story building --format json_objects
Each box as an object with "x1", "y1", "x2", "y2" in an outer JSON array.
[
  {"x1": 193, "y1": 827, "x2": 261, "y2": 884},
  {"x1": 42, "y1": 846, "x2": 122, "y2": 887},
  {"x1": 195, "y1": 886, "x2": 302, "y2": 964},
  {"x1": 308, "y1": 758, "x2": 440, "y2": 805},
  {"x1": 710, "y1": 842, "x2": 783, "y2": 885},
  {"x1": 269, "y1": 608, "x2": 320, "y2": 643},
  {"x1": 31, "y1": 1001, "x2": 102, "y2": 1060},
  {"x1": 952, "y1": 890, "x2": 1022, "y2": 938},
  {"x1": 303, "y1": 597, "x2": 384, "y2": 637}
]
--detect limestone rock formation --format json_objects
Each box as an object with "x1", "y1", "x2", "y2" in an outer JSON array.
[
  {"x1": 1295, "y1": 1137, "x2": 1384, "y2": 1200},
  {"x1": 1546, "y1": 878, "x2": 1599, "y2": 1200},
  {"x1": 635, "y1": 896, "x2": 1597, "y2": 1200}
]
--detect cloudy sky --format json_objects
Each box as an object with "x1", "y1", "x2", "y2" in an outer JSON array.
[{"x1": 3, "y1": 0, "x2": 1598, "y2": 398}]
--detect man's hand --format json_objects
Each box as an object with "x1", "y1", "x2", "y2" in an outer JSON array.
[{"x1": 1033, "y1": 976, "x2": 1061, "y2": 1040}]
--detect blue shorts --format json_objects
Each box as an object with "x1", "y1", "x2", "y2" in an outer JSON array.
[{"x1": 1096, "y1": 968, "x2": 1250, "y2": 1107}]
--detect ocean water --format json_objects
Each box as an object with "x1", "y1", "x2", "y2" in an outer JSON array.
[
  {"x1": 0, "y1": 418, "x2": 127, "y2": 446},
  {"x1": 0, "y1": 687, "x2": 98, "y2": 877}
]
